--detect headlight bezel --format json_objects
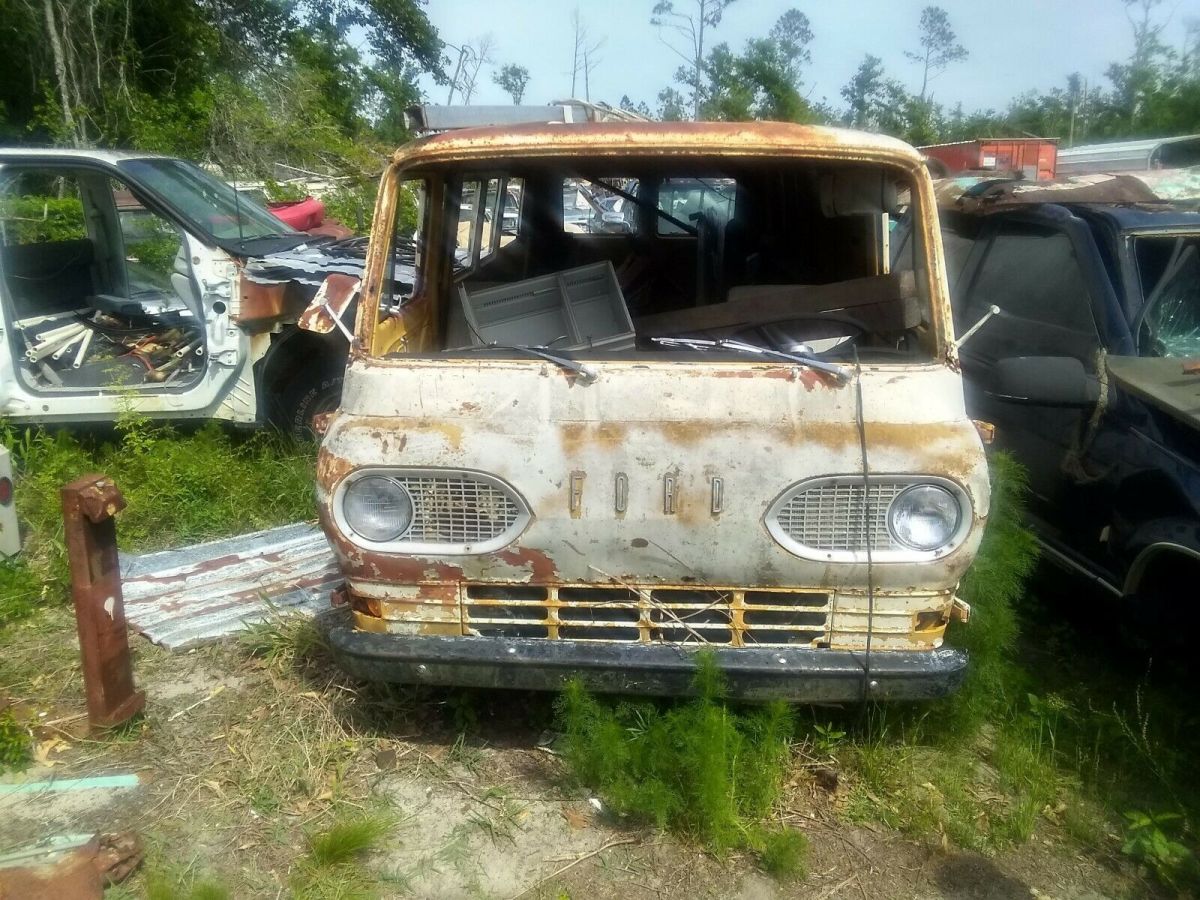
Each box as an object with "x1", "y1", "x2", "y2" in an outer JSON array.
[
  {"x1": 332, "y1": 467, "x2": 532, "y2": 555},
  {"x1": 764, "y1": 474, "x2": 972, "y2": 563}
]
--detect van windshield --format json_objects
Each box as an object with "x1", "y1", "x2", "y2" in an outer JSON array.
[
  {"x1": 117, "y1": 158, "x2": 304, "y2": 253},
  {"x1": 373, "y1": 158, "x2": 937, "y2": 364}
]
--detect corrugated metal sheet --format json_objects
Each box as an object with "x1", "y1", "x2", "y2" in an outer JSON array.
[
  {"x1": 1058, "y1": 134, "x2": 1200, "y2": 174},
  {"x1": 121, "y1": 523, "x2": 340, "y2": 649}
]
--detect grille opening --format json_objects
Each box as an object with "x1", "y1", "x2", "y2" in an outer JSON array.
[
  {"x1": 753, "y1": 629, "x2": 825, "y2": 645},
  {"x1": 559, "y1": 606, "x2": 640, "y2": 624},
  {"x1": 559, "y1": 586, "x2": 637, "y2": 603},
  {"x1": 472, "y1": 624, "x2": 549, "y2": 639},
  {"x1": 559, "y1": 625, "x2": 640, "y2": 641},
  {"x1": 654, "y1": 624, "x2": 733, "y2": 641},
  {"x1": 742, "y1": 609, "x2": 828, "y2": 627},
  {"x1": 649, "y1": 589, "x2": 727, "y2": 605},
  {"x1": 466, "y1": 605, "x2": 545, "y2": 623},
  {"x1": 744, "y1": 590, "x2": 828, "y2": 608},
  {"x1": 465, "y1": 584, "x2": 548, "y2": 602},
  {"x1": 656, "y1": 607, "x2": 731, "y2": 626}
]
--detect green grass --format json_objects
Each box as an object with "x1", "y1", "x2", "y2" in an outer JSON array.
[
  {"x1": 0, "y1": 707, "x2": 31, "y2": 773},
  {"x1": 557, "y1": 652, "x2": 806, "y2": 877},
  {"x1": 0, "y1": 414, "x2": 316, "y2": 627},
  {"x1": 290, "y1": 811, "x2": 395, "y2": 900}
]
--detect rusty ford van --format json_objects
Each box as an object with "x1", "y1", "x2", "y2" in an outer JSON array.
[{"x1": 312, "y1": 121, "x2": 990, "y2": 701}]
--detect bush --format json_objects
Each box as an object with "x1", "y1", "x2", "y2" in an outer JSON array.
[
  {"x1": 0, "y1": 416, "x2": 315, "y2": 627},
  {"x1": 557, "y1": 652, "x2": 805, "y2": 875}
]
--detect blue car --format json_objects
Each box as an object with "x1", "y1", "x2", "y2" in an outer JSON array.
[{"x1": 896, "y1": 177, "x2": 1200, "y2": 628}]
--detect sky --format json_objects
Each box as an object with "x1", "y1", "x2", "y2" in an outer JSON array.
[{"x1": 415, "y1": 0, "x2": 1197, "y2": 115}]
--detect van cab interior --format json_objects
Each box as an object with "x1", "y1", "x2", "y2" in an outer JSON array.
[
  {"x1": 0, "y1": 167, "x2": 205, "y2": 392},
  {"x1": 372, "y1": 158, "x2": 937, "y2": 366}
]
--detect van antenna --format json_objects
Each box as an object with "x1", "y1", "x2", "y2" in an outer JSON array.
[
  {"x1": 852, "y1": 344, "x2": 875, "y2": 700},
  {"x1": 233, "y1": 171, "x2": 245, "y2": 252}
]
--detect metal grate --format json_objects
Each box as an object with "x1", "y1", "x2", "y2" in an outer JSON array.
[
  {"x1": 775, "y1": 481, "x2": 907, "y2": 553},
  {"x1": 463, "y1": 584, "x2": 830, "y2": 647},
  {"x1": 393, "y1": 476, "x2": 522, "y2": 545}
]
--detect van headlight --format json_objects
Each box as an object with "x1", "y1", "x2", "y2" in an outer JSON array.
[
  {"x1": 888, "y1": 484, "x2": 960, "y2": 551},
  {"x1": 342, "y1": 475, "x2": 413, "y2": 542}
]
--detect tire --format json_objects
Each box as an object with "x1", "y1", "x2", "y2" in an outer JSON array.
[{"x1": 272, "y1": 366, "x2": 344, "y2": 441}]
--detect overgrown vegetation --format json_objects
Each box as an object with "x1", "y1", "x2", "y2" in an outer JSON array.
[
  {"x1": 0, "y1": 707, "x2": 31, "y2": 773},
  {"x1": 0, "y1": 414, "x2": 315, "y2": 627},
  {"x1": 557, "y1": 653, "x2": 807, "y2": 878}
]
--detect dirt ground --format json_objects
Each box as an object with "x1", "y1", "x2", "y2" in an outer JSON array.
[{"x1": 0, "y1": 608, "x2": 1155, "y2": 899}]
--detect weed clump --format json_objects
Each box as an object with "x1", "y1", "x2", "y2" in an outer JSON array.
[
  {"x1": 557, "y1": 652, "x2": 806, "y2": 877},
  {"x1": 292, "y1": 810, "x2": 394, "y2": 899},
  {"x1": 0, "y1": 707, "x2": 31, "y2": 772}
]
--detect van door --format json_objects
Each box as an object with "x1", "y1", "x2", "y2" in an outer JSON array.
[
  {"x1": 0, "y1": 161, "x2": 243, "y2": 424},
  {"x1": 956, "y1": 214, "x2": 1111, "y2": 553}
]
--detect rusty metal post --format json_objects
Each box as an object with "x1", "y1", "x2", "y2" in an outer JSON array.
[{"x1": 61, "y1": 474, "x2": 145, "y2": 732}]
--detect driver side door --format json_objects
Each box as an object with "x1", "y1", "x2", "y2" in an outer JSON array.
[{"x1": 957, "y1": 214, "x2": 1108, "y2": 552}]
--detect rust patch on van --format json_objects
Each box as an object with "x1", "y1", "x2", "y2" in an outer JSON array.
[
  {"x1": 495, "y1": 546, "x2": 559, "y2": 581},
  {"x1": 559, "y1": 421, "x2": 629, "y2": 453}
]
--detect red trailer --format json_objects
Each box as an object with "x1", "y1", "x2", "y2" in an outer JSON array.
[{"x1": 919, "y1": 138, "x2": 1058, "y2": 181}]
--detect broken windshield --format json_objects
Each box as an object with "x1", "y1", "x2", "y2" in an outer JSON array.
[
  {"x1": 371, "y1": 157, "x2": 936, "y2": 364},
  {"x1": 1135, "y1": 234, "x2": 1200, "y2": 358},
  {"x1": 117, "y1": 158, "x2": 304, "y2": 253}
]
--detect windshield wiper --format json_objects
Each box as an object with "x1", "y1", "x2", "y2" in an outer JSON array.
[
  {"x1": 651, "y1": 337, "x2": 849, "y2": 382},
  {"x1": 461, "y1": 343, "x2": 597, "y2": 384}
]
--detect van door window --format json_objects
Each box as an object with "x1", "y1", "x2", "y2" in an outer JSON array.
[
  {"x1": 1134, "y1": 234, "x2": 1200, "y2": 358},
  {"x1": 0, "y1": 167, "x2": 205, "y2": 393},
  {"x1": 453, "y1": 179, "x2": 483, "y2": 272},
  {"x1": 962, "y1": 223, "x2": 1099, "y2": 367}
]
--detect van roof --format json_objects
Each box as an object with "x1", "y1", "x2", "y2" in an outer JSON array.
[{"x1": 392, "y1": 121, "x2": 924, "y2": 169}]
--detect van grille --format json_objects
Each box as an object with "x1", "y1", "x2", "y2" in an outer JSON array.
[
  {"x1": 463, "y1": 584, "x2": 830, "y2": 646},
  {"x1": 394, "y1": 475, "x2": 522, "y2": 546},
  {"x1": 773, "y1": 481, "x2": 907, "y2": 553}
]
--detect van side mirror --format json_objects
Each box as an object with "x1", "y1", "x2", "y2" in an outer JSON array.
[{"x1": 992, "y1": 356, "x2": 1100, "y2": 407}]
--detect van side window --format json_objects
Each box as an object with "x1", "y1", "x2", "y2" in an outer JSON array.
[
  {"x1": 453, "y1": 179, "x2": 483, "y2": 271},
  {"x1": 963, "y1": 223, "x2": 1099, "y2": 367}
]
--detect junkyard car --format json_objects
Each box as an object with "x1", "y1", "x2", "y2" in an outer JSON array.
[
  {"x1": 908, "y1": 175, "x2": 1200, "y2": 627},
  {"x1": 315, "y1": 122, "x2": 990, "y2": 701},
  {"x1": 0, "y1": 149, "x2": 371, "y2": 434}
]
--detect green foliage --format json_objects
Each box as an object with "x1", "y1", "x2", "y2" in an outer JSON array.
[
  {"x1": 2, "y1": 1, "x2": 438, "y2": 177},
  {"x1": 290, "y1": 811, "x2": 394, "y2": 899},
  {"x1": 0, "y1": 196, "x2": 86, "y2": 244},
  {"x1": 306, "y1": 814, "x2": 392, "y2": 867},
  {"x1": 933, "y1": 451, "x2": 1038, "y2": 738},
  {"x1": 126, "y1": 233, "x2": 183, "y2": 278},
  {"x1": 1122, "y1": 811, "x2": 1199, "y2": 891},
  {"x1": 323, "y1": 180, "x2": 381, "y2": 236},
  {"x1": 0, "y1": 708, "x2": 31, "y2": 773},
  {"x1": 494, "y1": 64, "x2": 531, "y2": 104},
  {"x1": 752, "y1": 826, "x2": 808, "y2": 879},
  {"x1": 240, "y1": 614, "x2": 328, "y2": 669},
  {"x1": 557, "y1": 652, "x2": 799, "y2": 872},
  {"x1": 145, "y1": 875, "x2": 230, "y2": 900},
  {"x1": 0, "y1": 419, "x2": 315, "y2": 628}
]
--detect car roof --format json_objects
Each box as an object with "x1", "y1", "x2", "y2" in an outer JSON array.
[
  {"x1": 393, "y1": 121, "x2": 924, "y2": 170},
  {"x1": 0, "y1": 147, "x2": 171, "y2": 165}
]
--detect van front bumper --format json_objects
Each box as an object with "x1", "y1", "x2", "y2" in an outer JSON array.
[{"x1": 325, "y1": 620, "x2": 967, "y2": 702}]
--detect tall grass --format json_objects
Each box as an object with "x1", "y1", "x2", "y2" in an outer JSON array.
[
  {"x1": 557, "y1": 653, "x2": 807, "y2": 877},
  {"x1": 0, "y1": 415, "x2": 315, "y2": 627}
]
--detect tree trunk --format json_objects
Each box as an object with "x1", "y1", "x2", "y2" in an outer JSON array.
[{"x1": 43, "y1": 0, "x2": 79, "y2": 146}]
